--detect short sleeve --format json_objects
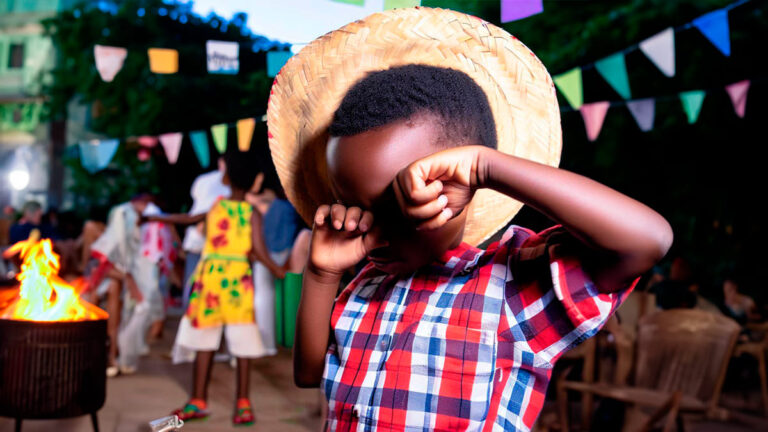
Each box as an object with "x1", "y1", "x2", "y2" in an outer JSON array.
[{"x1": 501, "y1": 225, "x2": 638, "y2": 359}]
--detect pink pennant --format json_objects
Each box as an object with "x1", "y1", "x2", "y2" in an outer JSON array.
[
  {"x1": 138, "y1": 135, "x2": 158, "y2": 147},
  {"x1": 579, "y1": 101, "x2": 610, "y2": 141},
  {"x1": 725, "y1": 80, "x2": 750, "y2": 118},
  {"x1": 94, "y1": 45, "x2": 127, "y2": 82},
  {"x1": 159, "y1": 132, "x2": 183, "y2": 164}
]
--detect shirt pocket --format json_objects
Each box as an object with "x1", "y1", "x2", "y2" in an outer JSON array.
[{"x1": 383, "y1": 321, "x2": 497, "y2": 428}]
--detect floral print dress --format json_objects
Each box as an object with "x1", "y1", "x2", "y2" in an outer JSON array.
[{"x1": 186, "y1": 199, "x2": 255, "y2": 328}]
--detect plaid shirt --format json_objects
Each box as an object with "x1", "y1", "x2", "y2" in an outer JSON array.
[{"x1": 322, "y1": 225, "x2": 636, "y2": 431}]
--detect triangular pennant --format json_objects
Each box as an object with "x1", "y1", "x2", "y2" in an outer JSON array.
[
  {"x1": 93, "y1": 45, "x2": 127, "y2": 82},
  {"x1": 267, "y1": 51, "x2": 293, "y2": 77},
  {"x1": 501, "y1": 0, "x2": 543, "y2": 23},
  {"x1": 237, "y1": 118, "x2": 255, "y2": 152},
  {"x1": 159, "y1": 132, "x2": 182, "y2": 164},
  {"x1": 211, "y1": 124, "x2": 228, "y2": 153},
  {"x1": 626, "y1": 98, "x2": 655, "y2": 132},
  {"x1": 693, "y1": 9, "x2": 730, "y2": 56},
  {"x1": 579, "y1": 101, "x2": 610, "y2": 141},
  {"x1": 595, "y1": 53, "x2": 632, "y2": 99},
  {"x1": 679, "y1": 91, "x2": 706, "y2": 124},
  {"x1": 148, "y1": 48, "x2": 179, "y2": 74},
  {"x1": 79, "y1": 139, "x2": 119, "y2": 173},
  {"x1": 639, "y1": 28, "x2": 675, "y2": 77},
  {"x1": 206, "y1": 40, "x2": 239, "y2": 74},
  {"x1": 137, "y1": 136, "x2": 158, "y2": 147},
  {"x1": 189, "y1": 130, "x2": 210, "y2": 167},
  {"x1": 384, "y1": 0, "x2": 420, "y2": 9},
  {"x1": 553, "y1": 68, "x2": 583, "y2": 109},
  {"x1": 725, "y1": 80, "x2": 750, "y2": 118}
]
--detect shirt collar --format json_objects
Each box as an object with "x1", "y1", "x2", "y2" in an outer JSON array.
[{"x1": 437, "y1": 241, "x2": 482, "y2": 267}]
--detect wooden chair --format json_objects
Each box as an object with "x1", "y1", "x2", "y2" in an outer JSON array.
[
  {"x1": 733, "y1": 321, "x2": 768, "y2": 417},
  {"x1": 557, "y1": 309, "x2": 743, "y2": 431}
]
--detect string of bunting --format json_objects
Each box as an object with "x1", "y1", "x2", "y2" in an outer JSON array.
[
  {"x1": 553, "y1": 0, "x2": 750, "y2": 111},
  {"x1": 94, "y1": 41, "x2": 293, "y2": 81},
  {"x1": 573, "y1": 77, "x2": 754, "y2": 141},
  {"x1": 76, "y1": 115, "x2": 267, "y2": 173}
]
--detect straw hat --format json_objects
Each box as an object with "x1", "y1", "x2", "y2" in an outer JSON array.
[{"x1": 267, "y1": 7, "x2": 562, "y2": 246}]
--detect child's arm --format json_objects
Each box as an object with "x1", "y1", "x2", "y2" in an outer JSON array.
[
  {"x1": 250, "y1": 210, "x2": 286, "y2": 279},
  {"x1": 144, "y1": 213, "x2": 206, "y2": 226},
  {"x1": 394, "y1": 145, "x2": 673, "y2": 293},
  {"x1": 294, "y1": 205, "x2": 384, "y2": 387}
]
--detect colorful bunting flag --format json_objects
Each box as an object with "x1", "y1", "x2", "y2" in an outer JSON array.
[
  {"x1": 148, "y1": 48, "x2": 179, "y2": 74},
  {"x1": 211, "y1": 124, "x2": 228, "y2": 153},
  {"x1": 237, "y1": 118, "x2": 255, "y2": 152},
  {"x1": 579, "y1": 101, "x2": 610, "y2": 141},
  {"x1": 206, "y1": 40, "x2": 239, "y2": 74},
  {"x1": 553, "y1": 68, "x2": 583, "y2": 109},
  {"x1": 137, "y1": 147, "x2": 152, "y2": 161},
  {"x1": 725, "y1": 80, "x2": 750, "y2": 118},
  {"x1": 501, "y1": 0, "x2": 544, "y2": 23},
  {"x1": 384, "y1": 0, "x2": 420, "y2": 9},
  {"x1": 626, "y1": 98, "x2": 655, "y2": 132},
  {"x1": 693, "y1": 9, "x2": 730, "y2": 56},
  {"x1": 137, "y1": 136, "x2": 158, "y2": 147},
  {"x1": 189, "y1": 130, "x2": 210, "y2": 167},
  {"x1": 679, "y1": 91, "x2": 706, "y2": 124},
  {"x1": 595, "y1": 53, "x2": 632, "y2": 99},
  {"x1": 639, "y1": 28, "x2": 675, "y2": 77},
  {"x1": 159, "y1": 132, "x2": 183, "y2": 164},
  {"x1": 94, "y1": 45, "x2": 127, "y2": 82},
  {"x1": 79, "y1": 139, "x2": 119, "y2": 173},
  {"x1": 267, "y1": 51, "x2": 293, "y2": 77}
]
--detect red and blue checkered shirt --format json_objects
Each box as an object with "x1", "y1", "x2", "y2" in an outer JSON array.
[{"x1": 322, "y1": 225, "x2": 636, "y2": 431}]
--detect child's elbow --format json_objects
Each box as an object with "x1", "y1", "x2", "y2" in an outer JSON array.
[
  {"x1": 650, "y1": 219, "x2": 674, "y2": 263},
  {"x1": 294, "y1": 370, "x2": 321, "y2": 388}
]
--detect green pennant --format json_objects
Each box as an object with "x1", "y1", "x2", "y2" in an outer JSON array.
[
  {"x1": 211, "y1": 123, "x2": 228, "y2": 154},
  {"x1": 553, "y1": 68, "x2": 583, "y2": 109},
  {"x1": 679, "y1": 90, "x2": 706, "y2": 124},
  {"x1": 384, "y1": 0, "x2": 420, "y2": 9},
  {"x1": 595, "y1": 53, "x2": 631, "y2": 99}
]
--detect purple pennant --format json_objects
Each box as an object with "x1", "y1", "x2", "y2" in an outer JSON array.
[{"x1": 501, "y1": 0, "x2": 543, "y2": 23}]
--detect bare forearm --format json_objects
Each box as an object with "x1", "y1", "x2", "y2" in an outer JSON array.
[
  {"x1": 147, "y1": 213, "x2": 205, "y2": 225},
  {"x1": 293, "y1": 266, "x2": 339, "y2": 387},
  {"x1": 478, "y1": 147, "x2": 673, "y2": 288}
]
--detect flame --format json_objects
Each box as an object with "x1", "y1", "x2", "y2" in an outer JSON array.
[{"x1": 1, "y1": 237, "x2": 107, "y2": 322}]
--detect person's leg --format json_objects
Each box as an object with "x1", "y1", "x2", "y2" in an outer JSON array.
[
  {"x1": 233, "y1": 356, "x2": 255, "y2": 425},
  {"x1": 192, "y1": 351, "x2": 215, "y2": 400},
  {"x1": 105, "y1": 278, "x2": 121, "y2": 370}
]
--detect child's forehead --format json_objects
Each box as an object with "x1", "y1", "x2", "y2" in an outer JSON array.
[{"x1": 325, "y1": 121, "x2": 440, "y2": 206}]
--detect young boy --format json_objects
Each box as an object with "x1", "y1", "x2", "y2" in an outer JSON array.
[{"x1": 269, "y1": 8, "x2": 673, "y2": 431}]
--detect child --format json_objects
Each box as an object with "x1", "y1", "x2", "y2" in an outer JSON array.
[
  {"x1": 268, "y1": 8, "x2": 673, "y2": 431},
  {"x1": 150, "y1": 151, "x2": 285, "y2": 425}
]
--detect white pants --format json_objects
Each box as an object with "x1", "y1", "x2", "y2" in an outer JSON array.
[
  {"x1": 118, "y1": 256, "x2": 163, "y2": 369},
  {"x1": 253, "y1": 250, "x2": 291, "y2": 357}
]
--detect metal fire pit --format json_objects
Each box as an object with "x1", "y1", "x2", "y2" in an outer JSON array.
[{"x1": 0, "y1": 318, "x2": 107, "y2": 432}]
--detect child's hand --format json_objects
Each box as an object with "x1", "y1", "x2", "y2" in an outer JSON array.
[
  {"x1": 393, "y1": 145, "x2": 485, "y2": 230},
  {"x1": 308, "y1": 204, "x2": 386, "y2": 278}
]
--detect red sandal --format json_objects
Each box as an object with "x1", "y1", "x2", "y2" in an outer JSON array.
[
  {"x1": 172, "y1": 401, "x2": 210, "y2": 422},
  {"x1": 233, "y1": 399, "x2": 255, "y2": 426}
]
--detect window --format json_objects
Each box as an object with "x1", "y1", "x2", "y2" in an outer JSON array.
[{"x1": 8, "y1": 43, "x2": 24, "y2": 69}]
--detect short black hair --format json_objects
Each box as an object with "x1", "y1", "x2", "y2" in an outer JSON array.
[
  {"x1": 329, "y1": 64, "x2": 497, "y2": 148},
  {"x1": 223, "y1": 150, "x2": 259, "y2": 191}
]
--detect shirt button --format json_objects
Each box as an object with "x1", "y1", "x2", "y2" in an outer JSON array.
[{"x1": 380, "y1": 339, "x2": 388, "y2": 349}]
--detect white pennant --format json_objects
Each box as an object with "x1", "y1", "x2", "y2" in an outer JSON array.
[
  {"x1": 626, "y1": 98, "x2": 655, "y2": 132},
  {"x1": 639, "y1": 28, "x2": 675, "y2": 78},
  {"x1": 159, "y1": 132, "x2": 183, "y2": 164}
]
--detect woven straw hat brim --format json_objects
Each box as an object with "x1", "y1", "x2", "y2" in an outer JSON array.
[{"x1": 267, "y1": 7, "x2": 562, "y2": 246}]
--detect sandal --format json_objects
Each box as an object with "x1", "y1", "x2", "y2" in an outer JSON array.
[
  {"x1": 172, "y1": 402, "x2": 210, "y2": 422},
  {"x1": 233, "y1": 401, "x2": 255, "y2": 426}
]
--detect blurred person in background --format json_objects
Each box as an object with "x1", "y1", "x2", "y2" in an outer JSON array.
[{"x1": 9, "y1": 201, "x2": 58, "y2": 244}]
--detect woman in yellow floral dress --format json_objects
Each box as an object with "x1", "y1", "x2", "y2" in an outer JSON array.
[{"x1": 149, "y1": 152, "x2": 285, "y2": 426}]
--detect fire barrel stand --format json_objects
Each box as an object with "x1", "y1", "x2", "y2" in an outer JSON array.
[{"x1": 0, "y1": 318, "x2": 107, "y2": 432}]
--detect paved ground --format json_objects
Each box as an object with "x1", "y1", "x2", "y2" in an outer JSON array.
[
  {"x1": 0, "y1": 317, "x2": 322, "y2": 432},
  {"x1": 1, "y1": 314, "x2": 766, "y2": 432}
]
